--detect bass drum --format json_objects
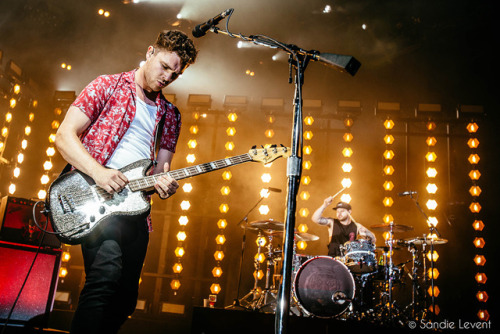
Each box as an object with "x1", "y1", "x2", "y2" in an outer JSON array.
[{"x1": 293, "y1": 256, "x2": 355, "y2": 318}]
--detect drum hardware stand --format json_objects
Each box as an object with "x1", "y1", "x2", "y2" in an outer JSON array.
[
  {"x1": 406, "y1": 192, "x2": 442, "y2": 320},
  {"x1": 226, "y1": 194, "x2": 268, "y2": 310},
  {"x1": 205, "y1": 15, "x2": 361, "y2": 333},
  {"x1": 254, "y1": 233, "x2": 280, "y2": 312},
  {"x1": 233, "y1": 230, "x2": 265, "y2": 310},
  {"x1": 403, "y1": 242, "x2": 426, "y2": 321}
]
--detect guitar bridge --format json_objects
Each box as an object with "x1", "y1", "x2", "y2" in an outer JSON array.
[{"x1": 59, "y1": 194, "x2": 76, "y2": 213}]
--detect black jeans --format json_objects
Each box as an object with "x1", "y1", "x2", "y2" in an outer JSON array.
[{"x1": 70, "y1": 215, "x2": 149, "y2": 334}]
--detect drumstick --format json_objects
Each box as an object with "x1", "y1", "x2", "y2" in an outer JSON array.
[{"x1": 331, "y1": 187, "x2": 346, "y2": 199}]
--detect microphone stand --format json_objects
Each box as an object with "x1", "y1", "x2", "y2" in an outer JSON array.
[
  {"x1": 408, "y1": 193, "x2": 441, "y2": 320},
  {"x1": 226, "y1": 194, "x2": 267, "y2": 310},
  {"x1": 207, "y1": 22, "x2": 360, "y2": 334}
]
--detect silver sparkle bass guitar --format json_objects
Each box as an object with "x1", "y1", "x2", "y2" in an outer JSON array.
[{"x1": 47, "y1": 146, "x2": 290, "y2": 244}]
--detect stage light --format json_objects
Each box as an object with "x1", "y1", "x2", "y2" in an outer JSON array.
[
  {"x1": 473, "y1": 220, "x2": 484, "y2": 231},
  {"x1": 253, "y1": 270, "x2": 264, "y2": 281},
  {"x1": 226, "y1": 127, "x2": 236, "y2": 136},
  {"x1": 24, "y1": 126, "x2": 31, "y2": 135},
  {"x1": 474, "y1": 255, "x2": 486, "y2": 266},
  {"x1": 182, "y1": 183, "x2": 192, "y2": 193},
  {"x1": 17, "y1": 153, "x2": 24, "y2": 164},
  {"x1": 301, "y1": 176, "x2": 311, "y2": 185},
  {"x1": 426, "y1": 167, "x2": 438, "y2": 178},
  {"x1": 383, "y1": 119, "x2": 394, "y2": 130},
  {"x1": 383, "y1": 214, "x2": 394, "y2": 224},
  {"x1": 467, "y1": 138, "x2": 480, "y2": 149},
  {"x1": 426, "y1": 183, "x2": 438, "y2": 194},
  {"x1": 5, "y1": 113, "x2": 12, "y2": 122},
  {"x1": 178, "y1": 216, "x2": 189, "y2": 226},
  {"x1": 299, "y1": 208, "x2": 309, "y2": 217},
  {"x1": 215, "y1": 235, "x2": 226, "y2": 245},
  {"x1": 303, "y1": 160, "x2": 312, "y2": 170},
  {"x1": 383, "y1": 197, "x2": 394, "y2": 207},
  {"x1": 261, "y1": 173, "x2": 272, "y2": 183},
  {"x1": 43, "y1": 160, "x2": 53, "y2": 170},
  {"x1": 214, "y1": 251, "x2": 224, "y2": 261},
  {"x1": 476, "y1": 291, "x2": 489, "y2": 302},
  {"x1": 426, "y1": 250, "x2": 439, "y2": 262},
  {"x1": 428, "y1": 286, "x2": 440, "y2": 297},
  {"x1": 40, "y1": 174, "x2": 50, "y2": 185},
  {"x1": 170, "y1": 279, "x2": 181, "y2": 290},
  {"x1": 222, "y1": 171, "x2": 232, "y2": 180},
  {"x1": 225, "y1": 141, "x2": 235, "y2": 151},
  {"x1": 61, "y1": 252, "x2": 71, "y2": 262},
  {"x1": 469, "y1": 202, "x2": 481, "y2": 213},
  {"x1": 187, "y1": 139, "x2": 197, "y2": 149},
  {"x1": 477, "y1": 310, "x2": 489, "y2": 321},
  {"x1": 468, "y1": 154, "x2": 480, "y2": 164},
  {"x1": 297, "y1": 241, "x2": 307, "y2": 250},
  {"x1": 255, "y1": 253, "x2": 265, "y2": 263},
  {"x1": 383, "y1": 135, "x2": 394, "y2": 145},
  {"x1": 176, "y1": 231, "x2": 187, "y2": 241},
  {"x1": 298, "y1": 224, "x2": 308, "y2": 233},
  {"x1": 340, "y1": 194, "x2": 351, "y2": 203},
  {"x1": 8, "y1": 183, "x2": 16, "y2": 194},
  {"x1": 174, "y1": 247, "x2": 185, "y2": 257},
  {"x1": 227, "y1": 113, "x2": 238, "y2": 122},
  {"x1": 469, "y1": 185, "x2": 482, "y2": 197},
  {"x1": 189, "y1": 125, "x2": 198, "y2": 134},
  {"x1": 212, "y1": 267, "x2": 223, "y2": 278},
  {"x1": 342, "y1": 147, "x2": 353, "y2": 157},
  {"x1": 426, "y1": 121, "x2": 437, "y2": 131},
  {"x1": 217, "y1": 219, "x2": 227, "y2": 229},
  {"x1": 341, "y1": 178, "x2": 352, "y2": 188},
  {"x1": 383, "y1": 165, "x2": 394, "y2": 175},
  {"x1": 13, "y1": 167, "x2": 20, "y2": 178},
  {"x1": 341, "y1": 162, "x2": 352, "y2": 173},
  {"x1": 427, "y1": 268, "x2": 440, "y2": 280},
  {"x1": 473, "y1": 237, "x2": 485, "y2": 248},
  {"x1": 426, "y1": 199, "x2": 438, "y2": 210},
  {"x1": 186, "y1": 154, "x2": 196, "y2": 163},
  {"x1": 427, "y1": 217, "x2": 438, "y2": 226},
  {"x1": 258, "y1": 205, "x2": 270, "y2": 215},
  {"x1": 343, "y1": 133, "x2": 353, "y2": 142},
  {"x1": 260, "y1": 188, "x2": 270, "y2": 198},
  {"x1": 180, "y1": 200, "x2": 191, "y2": 210},
  {"x1": 304, "y1": 146, "x2": 312, "y2": 155},
  {"x1": 220, "y1": 186, "x2": 230, "y2": 196},
  {"x1": 1, "y1": 127, "x2": 8, "y2": 137},
  {"x1": 10, "y1": 98, "x2": 16, "y2": 108},
  {"x1": 426, "y1": 136, "x2": 437, "y2": 146},
  {"x1": 172, "y1": 263, "x2": 183, "y2": 274},
  {"x1": 467, "y1": 122, "x2": 479, "y2": 133},
  {"x1": 304, "y1": 131, "x2": 313, "y2": 140},
  {"x1": 304, "y1": 116, "x2": 314, "y2": 125},
  {"x1": 475, "y1": 273, "x2": 487, "y2": 284},
  {"x1": 383, "y1": 150, "x2": 394, "y2": 160},
  {"x1": 300, "y1": 191, "x2": 310, "y2": 201},
  {"x1": 37, "y1": 190, "x2": 47, "y2": 199},
  {"x1": 21, "y1": 140, "x2": 28, "y2": 150},
  {"x1": 383, "y1": 181, "x2": 394, "y2": 191},
  {"x1": 425, "y1": 152, "x2": 437, "y2": 162},
  {"x1": 219, "y1": 204, "x2": 229, "y2": 213}
]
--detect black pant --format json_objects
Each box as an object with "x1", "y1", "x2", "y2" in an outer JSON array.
[{"x1": 70, "y1": 215, "x2": 149, "y2": 334}]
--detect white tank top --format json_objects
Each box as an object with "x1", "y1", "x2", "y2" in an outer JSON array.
[{"x1": 106, "y1": 98, "x2": 157, "y2": 169}]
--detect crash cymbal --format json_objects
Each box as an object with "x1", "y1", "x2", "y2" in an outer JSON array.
[
  {"x1": 404, "y1": 237, "x2": 448, "y2": 245},
  {"x1": 294, "y1": 232, "x2": 319, "y2": 241},
  {"x1": 370, "y1": 223, "x2": 414, "y2": 233}
]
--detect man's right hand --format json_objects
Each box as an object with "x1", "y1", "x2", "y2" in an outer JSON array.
[
  {"x1": 93, "y1": 167, "x2": 129, "y2": 194},
  {"x1": 323, "y1": 196, "x2": 334, "y2": 207}
]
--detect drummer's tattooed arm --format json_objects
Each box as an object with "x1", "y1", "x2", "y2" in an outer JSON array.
[{"x1": 317, "y1": 217, "x2": 332, "y2": 226}]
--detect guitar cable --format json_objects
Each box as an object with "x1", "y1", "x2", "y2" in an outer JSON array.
[{"x1": 32, "y1": 201, "x2": 90, "y2": 236}]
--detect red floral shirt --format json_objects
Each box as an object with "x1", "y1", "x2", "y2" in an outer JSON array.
[{"x1": 72, "y1": 69, "x2": 181, "y2": 231}]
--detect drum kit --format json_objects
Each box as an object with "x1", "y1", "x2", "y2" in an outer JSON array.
[{"x1": 234, "y1": 219, "x2": 448, "y2": 327}]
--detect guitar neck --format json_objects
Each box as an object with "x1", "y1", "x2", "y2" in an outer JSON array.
[{"x1": 129, "y1": 153, "x2": 253, "y2": 192}]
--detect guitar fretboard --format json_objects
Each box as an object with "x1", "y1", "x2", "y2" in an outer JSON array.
[{"x1": 128, "y1": 153, "x2": 252, "y2": 192}]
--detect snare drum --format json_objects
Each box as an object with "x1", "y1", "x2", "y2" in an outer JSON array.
[
  {"x1": 293, "y1": 256, "x2": 355, "y2": 318},
  {"x1": 342, "y1": 239, "x2": 377, "y2": 274}
]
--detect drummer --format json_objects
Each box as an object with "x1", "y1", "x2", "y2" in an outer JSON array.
[{"x1": 312, "y1": 197, "x2": 376, "y2": 258}]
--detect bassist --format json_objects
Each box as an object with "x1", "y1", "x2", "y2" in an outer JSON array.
[{"x1": 54, "y1": 30, "x2": 198, "y2": 333}]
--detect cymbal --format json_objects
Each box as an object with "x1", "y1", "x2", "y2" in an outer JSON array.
[
  {"x1": 370, "y1": 223, "x2": 414, "y2": 233},
  {"x1": 404, "y1": 237, "x2": 448, "y2": 245},
  {"x1": 244, "y1": 219, "x2": 284, "y2": 234},
  {"x1": 295, "y1": 232, "x2": 319, "y2": 241}
]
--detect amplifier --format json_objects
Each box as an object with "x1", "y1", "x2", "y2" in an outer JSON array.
[
  {"x1": 0, "y1": 196, "x2": 61, "y2": 248},
  {"x1": 0, "y1": 241, "x2": 61, "y2": 327}
]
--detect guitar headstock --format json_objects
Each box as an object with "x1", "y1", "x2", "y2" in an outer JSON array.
[{"x1": 249, "y1": 145, "x2": 291, "y2": 164}]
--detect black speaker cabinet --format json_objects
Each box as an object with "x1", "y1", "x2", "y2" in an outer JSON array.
[
  {"x1": 0, "y1": 196, "x2": 60, "y2": 248},
  {"x1": 0, "y1": 241, "x2": 61, "y2": 327}
]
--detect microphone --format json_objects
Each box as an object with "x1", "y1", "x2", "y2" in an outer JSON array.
[
  {"x1": 266, "y1": 187, "x2": 282, "y2": 193},
  {"x1": 192, "y1": 8, "x2": 234, "y2": 38},
  {"x1": 398, "y1": 191, "x2": 417, "y2": 197}
]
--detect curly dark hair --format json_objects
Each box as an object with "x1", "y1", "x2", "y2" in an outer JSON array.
[{"x1": 154, "y1": 30, "x2": 198, "y2": 68}]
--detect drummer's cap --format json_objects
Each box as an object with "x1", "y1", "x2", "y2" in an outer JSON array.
[{"x1": 333, "y1": 201, "x2": 351, "y2": 211}]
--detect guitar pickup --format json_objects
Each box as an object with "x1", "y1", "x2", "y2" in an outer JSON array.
[{"x1": 59, "y1": 194, "x2": 76, "y2": 213}]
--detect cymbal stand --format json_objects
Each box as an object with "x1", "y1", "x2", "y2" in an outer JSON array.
[
  {"x1": 404, "y1": 242, "x2": 424, "y2": 320},
  {"x1": 226, "y1": 194, "x2": 266, "y2": 310},
  {"x1": 237, "y1": 230, "x2": 264, "y2": 309}
]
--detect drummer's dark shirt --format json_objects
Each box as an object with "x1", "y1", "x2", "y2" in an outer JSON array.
[{"x1": 328, "y1": 219, "x2": 358, "y2": 257}]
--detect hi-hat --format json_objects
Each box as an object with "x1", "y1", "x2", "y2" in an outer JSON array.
[
  {"x1": 370, "y1": 223, "x2": 414, "y2": 233},
  {"x1": 404, "y1": 236, "x2": 448, "y2": 245}
]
